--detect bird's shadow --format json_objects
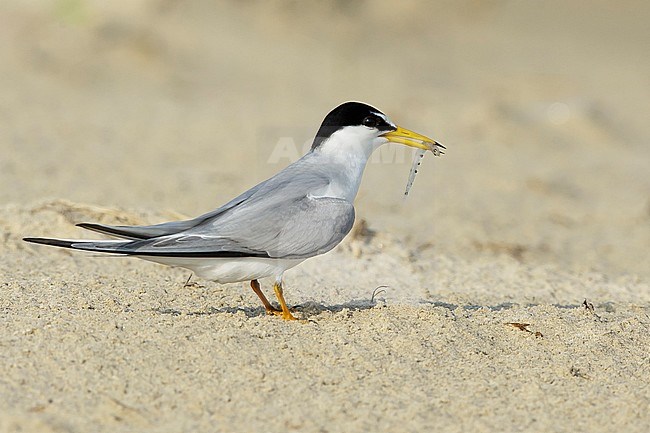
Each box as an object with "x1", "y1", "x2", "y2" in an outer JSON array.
[
  {"x1": 152, "y1": 300, "x2": 614, "y2": 320},
  {"x1": 152, "y1": 298, "x2": 383, "y2": 319},
  {"x1": 421, "y1": 300, "x2": 614, "y2": 312}
]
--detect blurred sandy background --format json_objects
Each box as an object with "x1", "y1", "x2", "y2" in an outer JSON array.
[{"x1": 1, "y1": 1, "x2": 649, "y2": 432}]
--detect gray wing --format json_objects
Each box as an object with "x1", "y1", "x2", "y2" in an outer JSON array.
[
  {"x1": 25, "y1": 195, "x2": 355, "y2": 259},
  {"x1": 74, "y1": 155, "x2": 355, "y2": 259},
  {"x1": 76, "y1": 184, "x2": 264, "y2": 240},
  {"x1": 125, "y1": 195, "x2": 355, "y2": 259},
  {"x1": 76, "y1": 153, "x2": 332, "y2": 241}
]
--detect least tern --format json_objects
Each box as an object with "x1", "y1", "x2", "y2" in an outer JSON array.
[{"x1": 24, "y1": 102, "x2": 444, "y2": 320}]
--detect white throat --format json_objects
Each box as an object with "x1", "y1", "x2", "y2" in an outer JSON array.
[{"x1": 310, "y1": 126, "x2": 387, "y2": 201}]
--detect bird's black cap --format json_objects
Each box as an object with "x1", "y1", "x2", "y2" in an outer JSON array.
[{"x1": 311, "y1": 102, "x2": 395, "y2": 150}]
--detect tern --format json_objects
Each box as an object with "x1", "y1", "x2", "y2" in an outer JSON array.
[{"x1": 24, "y1": 102, "x2": 444, "y2": 320}]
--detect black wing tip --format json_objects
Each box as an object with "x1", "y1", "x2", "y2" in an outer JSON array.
[
  {"x1": 23, "y1": 236, "x2": 266, "y2": 258},
  {"x1": 75, "y1": 222, "x2": 105, "y2": 234},
  {"x1": 76, "y1": 222, "x2": 150, "y2": 240},
  {"x1": 76, "y1": 222, "x2": 107, "y2": 232},
  {"x1": 23, "y1": 237, "x2": 76, "y2": 248}
]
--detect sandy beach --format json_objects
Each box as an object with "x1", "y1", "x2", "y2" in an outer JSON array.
[{"x1": 1, "y1": 1, "x2": 649, "y2": 432}]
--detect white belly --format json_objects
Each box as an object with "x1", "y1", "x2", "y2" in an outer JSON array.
[{"x1": 137, "y1": 256, "x2": 304, "y2": 283}]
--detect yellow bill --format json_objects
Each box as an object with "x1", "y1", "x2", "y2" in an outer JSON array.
[{"x1": 381, "y1": 126, "x2": 444, "y2": 154}]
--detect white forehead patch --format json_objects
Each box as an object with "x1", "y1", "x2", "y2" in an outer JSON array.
[{"x1": 370, "y1": 111, "x2": 396, "y2": 129}]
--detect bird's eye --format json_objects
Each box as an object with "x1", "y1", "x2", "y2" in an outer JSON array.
[{"x1": 362, "y1": 116, "x2": 379, "y2": 128}]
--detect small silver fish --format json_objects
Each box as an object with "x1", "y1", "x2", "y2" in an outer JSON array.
[
  {"x1": 404, "y1": 141, "x2": 445, "y2": 196},
  {"x1": 404, "y1": 149, "x2": 426, "y2": 196}
]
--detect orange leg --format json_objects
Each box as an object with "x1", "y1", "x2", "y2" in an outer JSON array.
[
  {"x1": 273, "y1": 282, "x2": 297, "y2": 321},
  {"x1": 250, "y1": 280, "x2": 282, "y2": 315}
]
